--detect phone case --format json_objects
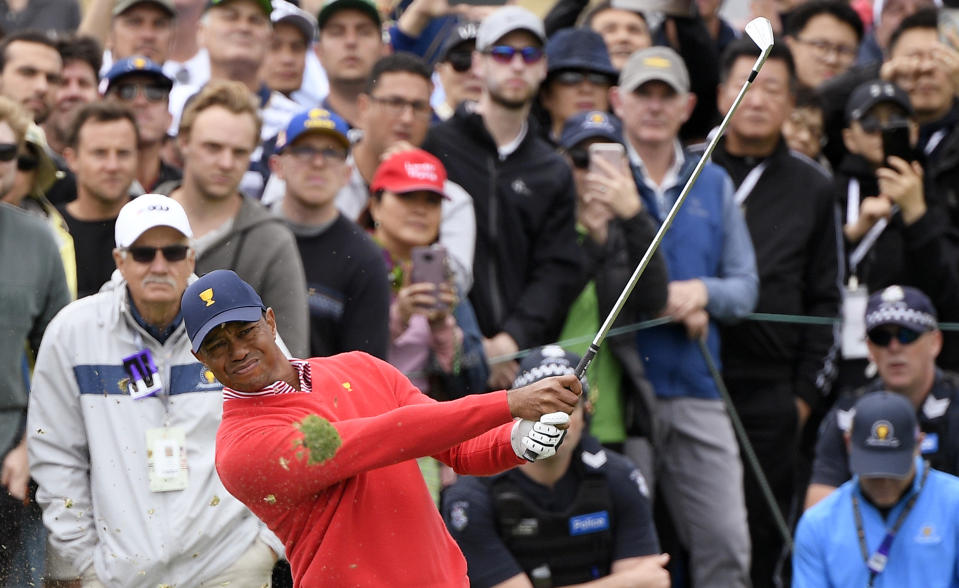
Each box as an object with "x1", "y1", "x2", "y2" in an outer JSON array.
[
  {"x1": 588, "y1": 143, "x2": 626, "y2": 176},
  {"x1": 882, "y1": 125, "x2": 913, "y2": 163},
  {"x1": 410, "y1": 246, "x2": 447, "y2": 287}
]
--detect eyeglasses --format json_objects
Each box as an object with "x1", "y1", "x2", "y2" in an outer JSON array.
[
  {"x1": 553, "y1": 70, "x2": 612, "y2": 87},
  {"x1": 125, "y1": 245, "x2": 190, "y2": 263},
  {"x1": 369, "y1": 95, "x2": 432, "y2": 120},
  {"x1": 866, "y1": 326, "x2": 923, "y2": 347},
  {"x1": 112, "y1": 83, "x2": 169, "y2": 102},
  {"x1": 566, "y1": 146, "x2": 590, "y2": 169},
  {"x1": 446, "y1": 51, "x2": 473, "y2": 73},
  {"x1": 485, "y1": 45, "x2": 544, "y2": 65},
  {"x1": 287, "y1": 145, "x2": 348, "y2": 164},
  {"x1": 794, "y1": 37, "x2": 858, "y2": 61},
  {"x1": 0, "y1": 143, "x2": 19, "y2": 162},
  {"x1": 858, "y1": 115, "x2": 909, "y2": 134}
]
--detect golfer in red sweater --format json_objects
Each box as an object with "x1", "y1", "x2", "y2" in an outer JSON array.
[{"x1": 182, "y1": 270, "x2": 581, "y2": 587}]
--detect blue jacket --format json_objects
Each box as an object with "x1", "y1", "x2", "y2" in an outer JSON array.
[
  {"x1": 794, "y1": 459, "x2": 959, "y2": 588},
  {"x1": 632, "y1": 146, "x2": 758, "y2": 399}
]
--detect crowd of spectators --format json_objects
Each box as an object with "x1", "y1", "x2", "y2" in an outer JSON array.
[{"x1": 4, "y1": 0, "x2": 959, "y2": 585}]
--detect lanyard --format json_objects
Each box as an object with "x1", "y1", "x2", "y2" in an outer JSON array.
[
  {"x1": 733, "y1": 160, "x2": 769, "y2": 208},
  {"x1": 846, "y1": 178, "x2": 898, "y2": 274},
  {"x1": 851, "y1": 462, "x2": 929, "y2": 587}
]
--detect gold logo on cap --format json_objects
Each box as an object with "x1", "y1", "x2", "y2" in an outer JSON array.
[
  {"x1": 876, "y1": 423, "x2": 890, "y2": 440},
  {"x1": 133, "y1": 57, "x2": 146, "y2": 69},
  {"x1": 200, "y1": 288, "x2": 215, "y2": 307},
  {"x1": 643, "y1": 56, "x2": 671, "y2": 68}
]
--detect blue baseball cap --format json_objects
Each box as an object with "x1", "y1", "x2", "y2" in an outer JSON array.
[
  {"x1": 850, "y1": 391, "x2": 918, "y2": 478},
  {"x1": 104, "y1": 56, "x2": 174, "y2": 93},
  {"x1": 546, "y1": 28, "x2": 617, "y2": 79},
  {"x1": 276, "y1": 107, "x2": 350, "y2": 152},
  {"x1": 560, "y1": 111, "x2": 623, "y2": 149},
  {"x1": 182, "y1": 270, "x2": 266, "y2": 352}
]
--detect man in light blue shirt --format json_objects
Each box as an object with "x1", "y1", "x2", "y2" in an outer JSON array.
[{"x1": 795, "y1": 391, "x2": 959, "y2": 587}]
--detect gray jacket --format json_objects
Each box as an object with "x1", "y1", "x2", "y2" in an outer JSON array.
[
  {"x1": 156, "y1": 185, "x2": 310, "y2": 357},
  {"x1": 27, "y1": 274, "x2": 283, "y2": 585}
]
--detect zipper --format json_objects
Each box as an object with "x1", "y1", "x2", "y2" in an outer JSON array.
[{"x1": 486, "y1": 155, "x2": 506, "y2": 328}]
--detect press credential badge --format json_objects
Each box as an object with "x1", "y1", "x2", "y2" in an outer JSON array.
[{"x1": 147, "y1": 427, "x2": 188, "y2": 492}]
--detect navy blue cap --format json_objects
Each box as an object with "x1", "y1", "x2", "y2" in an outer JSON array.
[
  {"x1": 846, "y1": 80, "x2": 913, "y2": 123},
  {"x1": 276, "y1": 107, "x2": 350, "y2": 152},
  {"x1": 850, "y1": 391, "x2": 918, "y2": 478},
  {"x1": 865, "y1": 285, "x2": 937, "y2": 334},
  {"x1": 182, "y1": 270, "x2": 266, "y2": 352},
  {"x1": 546, "y1": 27, "x2": 617, "y2": 79},
  {"x1": 512, "y1": 345, "x2": 588, "y2": 397},
  {"x1": 104, "y1": 56, "x2": 173, "y2": 92},
  {"x1": 560, "y1": 111, "x2": 623, "y2": 149}
]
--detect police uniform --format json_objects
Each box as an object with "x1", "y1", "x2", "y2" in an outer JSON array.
[
  {"x1": 442, "y1": 434, "x2": 659, "y2": 588},
  {"x1": 811, "y1": 369, "x2": 959, "y2": 487}
]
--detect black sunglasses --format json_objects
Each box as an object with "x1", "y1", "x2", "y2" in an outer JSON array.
[
  {"x1": 113, "y1": 83, "x2": 169, "y2": 102},
  {"x1": 866, "y1": 326, "x2": 923, "y2": 347},
  {"x1": 126, "y1": 245, "x2": 190, "y2": 263},
  {"x1": 446, "y1": 51, "x2": 472, "y2": 73},
  {"x1": 566, "y1": 146, "x2": 590, "y2": 169},
  {"x1": 553, "y1": 70, "x2": 613, "y2": 86},
  {"x1": 0, "y1": 142, "x2": 18, "y2": 162}
]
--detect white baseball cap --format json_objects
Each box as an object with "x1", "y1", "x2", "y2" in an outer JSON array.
[
  {"x1": 476, "y1": 6, "x2": 545, "y2": 52},
  {"x1": 115, "y1": 194, "x2": 193, "y2": 248}
]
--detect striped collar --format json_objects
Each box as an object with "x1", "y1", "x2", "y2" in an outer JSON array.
[{"x1": 223, "y1": 359, "x2": 312, "y2": 400}]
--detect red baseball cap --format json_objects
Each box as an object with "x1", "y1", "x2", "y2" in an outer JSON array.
[{"x1": 370, "y1": 149, "x2": 449, "y2": 199}]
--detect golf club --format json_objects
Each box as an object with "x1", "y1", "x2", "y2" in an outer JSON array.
[{"x1": 522, "y1": 16, "x2": 775, "y2": 461}]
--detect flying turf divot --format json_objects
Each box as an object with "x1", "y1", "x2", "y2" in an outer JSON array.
[{"x1": 295, "y1": 414, "x2": 343, "y2": 465}]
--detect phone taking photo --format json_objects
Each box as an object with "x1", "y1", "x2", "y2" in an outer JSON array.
[
  {"x1": 410, "y1": 245, "x2": 449, "y2": 310},
  {"x1": 881, "y1": 123, "x2": 915, "y2": 165},
  {"x1": 588, "y1": 143, "x2": 627, "y2": 178}
]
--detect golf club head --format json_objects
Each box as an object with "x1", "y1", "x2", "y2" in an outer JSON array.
[{"x1": 744, "y1": 17, "x2": 775, "y2": 72}]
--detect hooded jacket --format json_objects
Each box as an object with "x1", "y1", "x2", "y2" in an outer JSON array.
[
  {"x1": 27, "y1": 273, "x2": 282, "y2": 586},
  {"x1": 156, "y1": 184, "x2": 310, "y2": 358}
]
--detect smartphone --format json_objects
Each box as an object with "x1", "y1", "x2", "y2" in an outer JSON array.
[
  {"x1": 882, "y1": 124, "x2": 915, "y2": 164},
  {"x1": 940, "y1": 8, "x2": 959, "y2": 49},
  {"x1": 411, "y1": 245, "x2": 448, "y2": 309},
  {"x1": 588, "y1": 143, "x2": 626, "y2": 178}
]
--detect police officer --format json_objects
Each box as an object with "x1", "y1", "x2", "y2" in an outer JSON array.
[
  {"x1": 442, "y1": 346, "x2": 670, "y2": 588},
  {"x1": 806, "y1": 285, "x2": 959, "y2": 509}
]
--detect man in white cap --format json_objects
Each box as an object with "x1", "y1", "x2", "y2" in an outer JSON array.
[
  {"x1": 423, "y1": 6, "x2": 583, "y2": 390},
  {"x1": 28, "y1": 194, "x2": 282, "y2": 587}
]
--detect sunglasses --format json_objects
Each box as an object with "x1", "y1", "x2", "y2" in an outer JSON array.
[
  {"x1": 858, "y1": 115, "x2": 908, "y2": 134},
  {"x1": 112, "y1": 83, "x2": 169, "y2": 102},
  {"x1": 566, "y1": 146, "x2": 590, "y2": 169},
  {"x1": 446, "y1": 51, "x2": 472, "y2": 73},
  {"x1": 486, "y1": 45, "x2": 544, "y2": 65},
  {"x1": 0, "y1": 143, "x2": 18, "y2": 162},
  {"x1": 866, "y1": 326, "x2": 923, "y2": 347},
  {"x1": 125, "y1": 245, "x2": 190, "y2": 263},
  {"x1": 553, "y1": 70, "x2": 612, "y2": 86}
]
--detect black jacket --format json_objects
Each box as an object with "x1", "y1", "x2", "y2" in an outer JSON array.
[
  {"x1": 576, "y1": 212, "x2": 668, "y2": 438},
  {"x1": 423, "y1": 105, "x2": 585, "y2": 350},
  {"x1": 836, "y1": 153, "x2": 959, "y2": 370},
  {"x1": 712, "y1": 138, "x2": 842, "y2": 410}
]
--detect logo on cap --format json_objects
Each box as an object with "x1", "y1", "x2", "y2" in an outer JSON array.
[
  {"x1": 133, "y1": 57, "x2": 147, "y2": 69},
  {"x1": 881, "y1": 285, "x2": 905, "y2": 303},
  {"x1": 404, "y1": 162, "x2": 438, "y2": 182},
  {"x1": 867, "y1": 419, "x2": 900, "y2": 448},
  {"x1": 542, "y1": 345, "x2": 566, "y2": 358},
  {"x1": 644, "y1": 56, "x2": 671, "y2": 69},
  {"x1": 200, "y1": 288, "x2": 215, "y2": 307}
]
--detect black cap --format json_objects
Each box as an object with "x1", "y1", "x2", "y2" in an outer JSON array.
[
  {"x1": 440, "y1": 21, "x2": 478, "y2": 61},
  {"x1": 846, "y1": 79, "x2": 913, "y2": 123}
]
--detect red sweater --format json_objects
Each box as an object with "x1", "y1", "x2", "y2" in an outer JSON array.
[{"x1": 215, "y1": 353, "x2": 523, "y2": 586}]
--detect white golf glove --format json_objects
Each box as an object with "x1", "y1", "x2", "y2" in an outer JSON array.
[{"x1": 511, "y1": 412, "x2": 571, "y2": 462}]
